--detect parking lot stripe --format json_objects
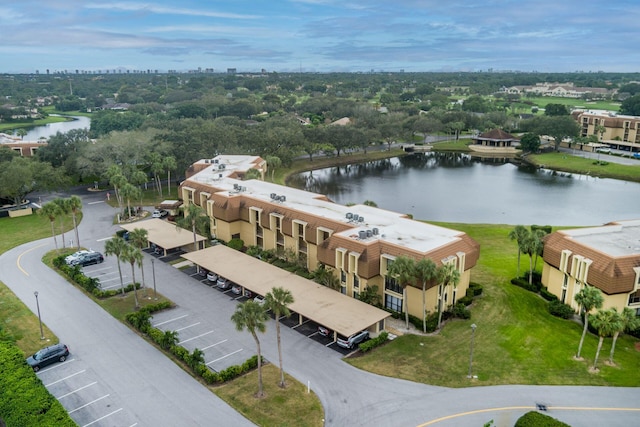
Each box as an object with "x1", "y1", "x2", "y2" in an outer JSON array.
[
  {"x1": 152, "y1": 314, "x2": 188, "y2": 327},
  {"x1": 292, "y1": 319, "x2": 310, "y2": 329},
  {"x1": 88, "y1": 266, "x2": 112, "y2": 273},
  {"x1": 202, "y1": 339, "x2": 227, "y2": 350},
  {"x1": 95, "y1": 236, "x2": 113, "y2": 241},
  {"x1": 175, "y1": 322, "x2": 201, "y2": 332},
  {"x1": 178, "y1": 330, "x2": 214, "y2": 344},
  {"x1": 69, "y1": 394, "x2": 109, "y2": 414},
  {"x1": 45, "y1": 369, "x2": 86, "y2": 387},
  {"x1": 56, "y1": 381, "x2": 98, "y2": 399},
  {"x1": 206, "y1": 349, "x2": 243, "y2": 365},
  {"x1": 82, "y1": 407, "x2": 123, "y2": 427},
  {"x1": 36, "y1": 358, "x2": 75, "y2": 374}
]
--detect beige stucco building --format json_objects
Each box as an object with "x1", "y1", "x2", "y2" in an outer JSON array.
[
  {"x1": 542, "y1": 220, "x2": 640, "y2": 315},
  {"x1": 571, "y1": 110, "x2": 640, "y2": 154},
  {"x1": 179, "y1": 155, "x2": 480, "y2": 320}
]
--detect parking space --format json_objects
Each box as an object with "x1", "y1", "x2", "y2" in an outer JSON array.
[
  {"x1": 151, "y1": 308, "x2": 254, "y2": 372},
  {"x1": 35, "y1": 354, "x2": 136, "y2": 426}
]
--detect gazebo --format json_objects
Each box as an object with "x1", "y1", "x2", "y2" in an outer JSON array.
[{"x1": 473, "y1": 129, "x2": 519, "y2": 148}]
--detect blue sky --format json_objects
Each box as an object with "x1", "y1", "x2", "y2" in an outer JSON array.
[{"x1": 1, "y1": 0, "x2": 639, "y2": 74}]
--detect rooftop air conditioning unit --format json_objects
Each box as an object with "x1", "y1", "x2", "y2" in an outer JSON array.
[
  {"x1": 372, "y1": 228, "x2": 379, "y2": 235},
  {"x1": 346, "y1": 212, "x2": 353, "y2": 219},
  {"x1": 218, "y1": 164, "x2": 225, "y2": 170},
  {"x1": 358, "y1": 216, "x2": 364, "y2": 223},
  {"x1": 280, "y1": 195, "x2": 286, "y2": 202},
  {"x1": 270, "y1": 193, "x2": 276, "y2": 200},
  {"x1": 366, "y1": 230, "x2": 373, "y2": 238},
  {"x1": 233, "y1": 184, "x2": 239, "y2": 190},
  {"x1": 213, "y1": 159, "x2": 219, "y2": 164},
  {"x1": 358, "y1": 230, "x2": 367, "y2": 239},
  {"x1": 204, "y1": 159, "x2": 210, "y2": 163},
  {"x1": 218, "y1": 173, "x2": 223, "y2": 178},
  {"x1": 353, "y1": 214, "x2": 359, "y2": 221},
  {"x1": 241, "y1": 186, "x2": 247, "y2": 192}
]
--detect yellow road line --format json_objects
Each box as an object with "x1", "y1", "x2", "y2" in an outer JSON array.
[
  {"x1": 418, "y1": 405, "x2": 640, "y2": 426},
  {"x1": 17, "y1": 243, "x2": 48, "y2": 276}
]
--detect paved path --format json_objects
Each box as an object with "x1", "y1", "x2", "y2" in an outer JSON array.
[{"x1": 2, "y1": 191, "x2": 639, "y2": 427}]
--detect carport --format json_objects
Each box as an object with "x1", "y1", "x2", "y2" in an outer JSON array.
[
  {"x1": 120, "y1": 218, "x2": 207, "y2": 256},
  {"x1": 182, "y1": 245, "x2": 390, "y2": 340}
]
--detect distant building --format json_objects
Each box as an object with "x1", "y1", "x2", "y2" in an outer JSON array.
[
  {"x1": 227, "y1": 68, "x2": 237, "y2": 74},
  {"x1": 571, "y1": 109, "x2": 640, "y2": 153},
  {"x1": 0, "y1": 133, "x2": 46, "y2": 156},
  {"x1": 499, "y1": 82, "x2": 614, "y2": 99}
]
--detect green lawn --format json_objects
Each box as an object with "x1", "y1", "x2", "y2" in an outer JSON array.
[
  {"x1": 348, "y1": 221, "x2": 640, "y2": 387},
  {"x1": 526, "y1": 96, "x2": 621, "y2": 112},
  {"x1": 527, "y1": 152, "x2": 640, "y2": 182}
]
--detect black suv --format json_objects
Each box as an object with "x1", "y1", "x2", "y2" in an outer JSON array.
[
  {"x1": 71, "y1": 252, "x2": 104, "y2": 266},
  {"x1": 26, "y1": 343, "x2": 70, "y2": 371}
]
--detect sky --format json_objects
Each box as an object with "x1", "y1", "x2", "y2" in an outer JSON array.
[{"x1": 1, "y1": 0, "x2": 640, "y2": 74}]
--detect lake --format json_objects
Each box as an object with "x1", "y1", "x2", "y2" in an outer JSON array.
[
  {"x1": 287, "y1": 153, "x2": 640, "y2": 226},
  {"x1": 21, "y1": 115, "x2": 90, "y2": 140}
]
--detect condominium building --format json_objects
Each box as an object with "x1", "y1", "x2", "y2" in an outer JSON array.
[
  {"x1": 179, "y1": 155, "x2": 480, "y2": 319},
  {"x1": 542, "y1": 220, "x2": 640, "y2": 315},
  {"x1": 571, "y1": 110, "x2": 640, "y2": 153}
]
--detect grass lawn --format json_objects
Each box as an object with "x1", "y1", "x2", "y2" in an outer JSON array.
[
  {"x1": 0, "y1": 212, "x2": 78, "y2": 257},
  {"x1": 527, "y1": 152, "x2": 640, "y2": 182},
  {"x1": 214, "y1": 364, "x2": 324, "y2": 427},
  {"x1": 347, "y1": 221, "x2": 640, "y2": 387},
  {"x1": 526, "y1": 96, "x2": 621, "y2": 112},
  {"x1": 0, "y1": 115, "x2": 71, "y2": 133}
]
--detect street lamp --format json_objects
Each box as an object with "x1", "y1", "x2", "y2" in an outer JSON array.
[
  {"x1": 34, "y1": 291, "x2": 44, "y2": 340},
  {"x1": 151, "y1": 258, "x2": 157, "y2": 300},
  {"x1": 467, "y1": 323, "x2": 477, "y2": 379}
]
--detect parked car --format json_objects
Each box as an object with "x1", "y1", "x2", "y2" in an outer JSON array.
[
  {"x1": 152, "y1": 209, "x2": 169, "y2": 218},
  {"x1": 243, "y1": 289, "x2": 253, "y2": 298},
  {"x1": 70, "y1": 252, "x2": 104, "y2": 267},
  {"x1": 206, "y1": 271, "x2": 218, "y2": 282},
  {"x1": 253, "y1": 295, "x2": 265, "y2": 305},
  {"x1": 633, "y1": 152, "x2": 640, "y2": 159},
  {"x1": 26, "y1": 343, "x2": 70, "y2": 371},
  {"x1": 65, "y1": 250, "x2": 95, "y2": 265},
  {"x1": 318, "y1": 326, "x2": 331, "y2": 337},
  {"x1": 231, "y1": 284, "x2": 242, "y2": 295},
  {"x1": 596, "y1": 147, "x2": 611, "y2": 153},
  {"x1": 217, "y1": 277, "x2": 231, "y2": 289},
  {"x1": 337, "y1": 330, "x2": 369, "y2": 349}
]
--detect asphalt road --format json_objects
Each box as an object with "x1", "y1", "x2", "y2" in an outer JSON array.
[{"x1": 2, "y1": 190, "x2": 639, "y2": 427}]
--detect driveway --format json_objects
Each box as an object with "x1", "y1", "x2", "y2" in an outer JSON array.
[{"x1": 2, "y1": 190, "x2": 639, "y2": 426}]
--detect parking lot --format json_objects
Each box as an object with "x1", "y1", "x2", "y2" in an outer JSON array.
[{"x1": 35, "y1": 353, "x2": 137, "y2": 427}]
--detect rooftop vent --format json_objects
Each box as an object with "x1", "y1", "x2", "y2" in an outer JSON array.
[
  {"x1": 280, "y1": 195, "x2": 286, "y2": 202},
  {"x1": 204, "y1": 159, "x2": 210, "y2": 163},
  {"x1": 358, "y1": 230, "x2": 367, "y2": 239},
  {"x1": 346, "y1": 212, "x2": 353, "y2": 220},
  {"x1": 270, "y1": 193, "x2": 276, "y2": 200},
  {"x1": 366, "y1": 229, "x2": 373, "y2": 238},
  {"x1": 353, "y1": 214, "x2": 360, "y2": 222},
  {"x1": 358, "y1": 216, "x2": 364, "y2": 223},
  {"x1": 233, "y1": 183, "x2": 239, "y2": 190},
  {"x1": 213, "y1": 159, "x2": 219, "y2": 164},
  {"x1": 372, "y1": 228, "x2": 379, "y2": 235}
]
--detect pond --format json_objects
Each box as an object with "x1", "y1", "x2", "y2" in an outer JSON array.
[
  {"x1": 287, "y1": 153, "x2": 640, "y2": 226},
  {"x1": 20, "y1": 115, "x2": 90, "y2": 140}
]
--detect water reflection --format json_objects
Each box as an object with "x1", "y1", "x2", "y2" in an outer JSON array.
[
  {"x1": 288, "y1": 152, "x2": 640, "y2": 226},
  {"x1": 17, "y1": 115, "x2": 90, "y2": 140}
]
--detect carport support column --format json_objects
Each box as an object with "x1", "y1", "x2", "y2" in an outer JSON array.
[{"x1": 152, "y1": 258, "x2": 157, "y2": 300}]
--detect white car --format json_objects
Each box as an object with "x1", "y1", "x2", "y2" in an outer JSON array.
[
  {"x1": 206, "y1": 272, "x2": 218, "y2": 282},
  {"x1": 253, "y1": 295, "x2": 265, "y2": 305},
  {"x1": 152, "y1": 209, "x2": 168, "y2": 218}
]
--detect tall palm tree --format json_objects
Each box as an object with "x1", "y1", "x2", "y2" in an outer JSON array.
[
  {"x1": 121, "y1": 244, "x2": 142, "y2": 309},
  {"x1": 53, "y1": 197, "x2": 70, "y2": 248},
  {"x1": 120, "y1": 183, "x2": 141, "y2": 220},
  {"x1": 149, "y1": 152, "x2": 164, "y2": 197},
  {"x1": 67, "y1": 195, "x2": 82, "y2": 249},
  {"x1": 522, "y1": 228, "x2": 545, "y2": 285},
  {"x1": 264, "y1": 287, "x2": 294, "y2": 388},
  {"x1": 589, "y1": 309, "x2": 621, "y2": 370},
  {"x1": 609, "y1": 307, "x2": 640, "y2": 365},
  {"x1": 414, "y1": 258, "x2": 437, "y2": 333},
  {"x1": 508, "y1": 225, "x2": 528, "y2": 278},
  {"x1": 104, "y1": 236, "x2": 128, "y2": 296},
  {"x1": 105, "y1": 164, "x2": 126, "y2": 211},
  {"x1": 128, "y1": 228, "x2": 149, "y2": 293},
  {"x1": 231, "y1": 301, "x2": 269, "y2": 398},
  {"x1": 163, "y1": 156, "x2": 177, "y2": 196},
  {"x1": 39, "y1": 201, "x2": 61, "y2": 250},
  {"x1": 436, "y1": 262, "x2": 461, "y2": 330},
  {"x1": 387, "y1": 255, "x2": 416, "y2": 330},
  {"x1": 574, "y1": 285, "x2": 604, "y2": 359},
  {"x1": 177, "y1": 203, "x2": 207, "y2": 251}
]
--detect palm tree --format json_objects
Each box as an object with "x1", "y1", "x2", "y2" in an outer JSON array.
[
  {"x1": 149, "y1": 152, "x2": 164, "y2": 197},
  {"x1": 104, "y1": 237, "x2": 128, "y2": 296},
  {"x1": 589, "y1": 309, "x2": 621, "y2": 370},
  {"x1": 264, "y1": 287, "x2": 294, "y2": 388},
  {"x1": 436, "y1": 262, "x2": 461, "y2": 330},
  {"x1": 522, "y1": 228, "x2": 545, "y2": 285},
  {"x1": 39, "y1": 201, "x2": 61, "y2": 250},
  {"x1": 121, "y1": 244, "x2": 142, "y2": 309},
  {"x1": 387, "y1": 256, "x2": 416, "y2": 330},
  {"x1": 53, "y1": 197, "x2": 70, "y2": 248},
  {"x1": 128, "y1": 228, "x2": 149, "y2": 294},
  {"x1": 105, "y1": 165, "x2": 126, "y2": 211},
  {"x1": 67, "y1": 195, "x2": 82, "y2": 249},
  {"x1": 609, "y1": 307, "x2": 640, "y2": 365},
  {"x1": 164, "y1": 156, "x2": 177, "y2": 196},
  {"x1": 120, "y1": 183, "x2": 141, "y2": 220},
  {"x1": 177, "y1": 203, "x2": 207, "y2": 251},
  {"x1": 574, "y1": 285, "x2": 604, "y2": 359},
  {"x1": 231, "y1": 301, "x2": 269, "y2": 398},
  {"x1": 508, "y1": 225, "x2": 528, "y2": 278},
  {"x1": 414, "y1": 258, "x2": 437, "y2": 333}
]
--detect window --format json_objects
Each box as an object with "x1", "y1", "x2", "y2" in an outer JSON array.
[
  {"x1": 340, "y1": 270, "x2": 346, "y2": 284},
  {"x1": 353, "y1": 291, "x2": 360, "y2": 299},
  {"x1": 385, "y1": 294, "x2": 402, "y2": 312},
  {"x1": 353, "y1": 274, "x2": 360, "y2": 289},
  {"x1": 385, "y1": 276, "x2": 402, "y2": 294}
]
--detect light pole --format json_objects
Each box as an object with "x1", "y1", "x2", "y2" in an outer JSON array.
[
  {"x1": 467, "y1": 323, "x2": 477, "y2": 379},
  {"x1": 34, "y1": 291, "x2": 44, "y2": 340},
  {"x1": 151, "y1": 258, "x2": 157, "y2": 300}
]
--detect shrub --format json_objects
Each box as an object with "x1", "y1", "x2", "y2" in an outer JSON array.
[
  {"x1": 202, "y1": 369, "x2": 221, "y2": 384},
  {"x1": 548, "y1": 300, "x2": 574, "y2": 319},
  {"x1": 227, "y1": 238, "x2": 244, "y2": 251},
  {"x1": 359, "y1": 331, "x2": 389, "y2": 353},
  {"x1": 514, "y1": 411, "x2": 570, "y2": 427},
  {"x1": 511, "y1": 277, "x2": 541, "y2": 293},
  {"x1": 170, "y1": 344, "x2": 189, "y2": 361},
  {"x1": 469, "y1": 282, "x2": 483, "y2": 296},
  {"x1": 458, "y1": 295, "x2": 473, "y2": 306},
  {"x1": 540, "y1": 287, "x2": 558, "y2": 301},
  {"x1": 452, "y1": 303, "x2": 471, "y2": 319}
]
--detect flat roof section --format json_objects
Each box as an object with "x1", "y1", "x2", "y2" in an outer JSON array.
[
  {"x1": 561, "y1": 219, "x2": 640, "y2": 257},
  {"x1": 120, "y1": 218, "x2": 207, "y2": 251},
  {"x1": 182, "y1": 245, "x2": 390, "y2": 338}
]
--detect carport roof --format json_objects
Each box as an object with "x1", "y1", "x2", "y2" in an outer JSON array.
[
  {"x1": 182, "y1": 245, "x2": 390, "y2": 337},
  {"x1": 120, "y1": 218, "x2": 207, "y2": 250}
]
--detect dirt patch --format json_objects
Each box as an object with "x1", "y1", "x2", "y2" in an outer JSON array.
[{"x1": 635, "y1": 342, "x2": 640, "y2": 352}]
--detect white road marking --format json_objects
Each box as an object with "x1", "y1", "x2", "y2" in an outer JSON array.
[
  {"x1": 45, "y1": 369, "x2": 86, "y2": 387},
  {"x1": 56, "y1": 382, "x2": 98, "y2": 399},
  {"x1": 175, "y1": 322, "x2": 201, "y2": 332},
  {"x1": 206, "y1": 349, "x2": 243, "y2": 365},
  {"x1": 178, "y1": 330, "x2": 214, "y2": 344},
  {"x1": 152, "y1": 314, "x2": 188, "y2": 327},
  {"x1": 202, "y1": 339, "x2": 227, "y2": 350},
  {"x1": 87, "y1": 201, "x2": 105, "y2": 205},
  {"x1": 96, "y1": 236, "x2": 113, "y2": 241},
  {"x1": 82, "y1": 408, "x2": 123, "y2": 427},
  {"x1": 69, "y1": 394, "x2": 110, "y2": 414}
]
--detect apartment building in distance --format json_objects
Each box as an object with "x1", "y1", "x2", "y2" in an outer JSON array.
[
  {"x1": 179, "y1": 155, "x2": 480, "y2": 319},
  {"x1": 571, "y1": 109, "x2": 640, "y2": 154},
  {"x1": 542, "y1": 220, "x2": 640, "y2": 316}
]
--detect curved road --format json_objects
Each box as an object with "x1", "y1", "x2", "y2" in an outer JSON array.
[{"x1": 2, "y1": 190, "x2": 639, "y2": 426}]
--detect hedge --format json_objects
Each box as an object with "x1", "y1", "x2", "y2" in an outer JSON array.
[
  {"x1": 548, "y1": 300, "x2": 575, "y2": 319},
  {"x1": 514, "y1": 411, "x2": 570, "y2": 427},
  {"x1": 540, "y1": 287, "x2": 558, "y2": 302},
  {"x1": 511, "y1": 277, "x2": 541, "y2": 293},
  {"x1": 359, "y1": 331, "x2": 389, "y2": 353},
  {"x1": 0, "y1": 341, "x2": 75, "y2": 427}
]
